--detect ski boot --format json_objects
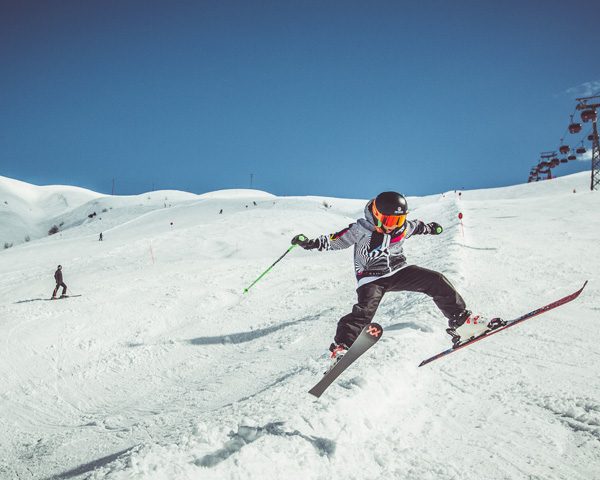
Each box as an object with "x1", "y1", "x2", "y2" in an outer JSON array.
[
  {"x1": 447, "y1": 311, "x2": 506, "y2": 348},
  {"x1": 324, "y1": 342, "x2": 348, "y2": 374}
]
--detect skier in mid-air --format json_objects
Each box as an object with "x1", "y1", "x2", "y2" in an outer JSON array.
[
  {"x1": 292, "y1": 191, "x2": 504, "y2": 363},
  {"x1": 52, "y1": 265, "x2": 68, "y2": 299}
]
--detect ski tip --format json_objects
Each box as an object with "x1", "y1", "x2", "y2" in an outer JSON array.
[{"x1": 574, "y1": 281, "x2": 588, "y2": 296}]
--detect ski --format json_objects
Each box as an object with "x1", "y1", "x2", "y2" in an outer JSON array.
[
  {"x1": 309, "y1": 322, "x2": 383, "y2": 398},
  {"x1": 419, "y1": 281, "x2": 588, "y2": 367},
  {"x1": 47, "y1": 294, "x2": 83, "y2": 301}
]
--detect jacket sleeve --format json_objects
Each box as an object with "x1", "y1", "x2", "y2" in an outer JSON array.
[
  {"x1": 312, "y1": 223, "x2": 361, "y2": 251},
  {"x1": 406, "y1": 220, "x2": 433, "y2": 238}
]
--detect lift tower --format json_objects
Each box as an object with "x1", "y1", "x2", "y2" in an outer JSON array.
[{"x1": 575, "y1": 95, "x2": 600, "y2": 191}]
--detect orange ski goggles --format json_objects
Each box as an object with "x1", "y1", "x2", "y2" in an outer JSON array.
[{"x1": 372, "y1": 201, "x2": 407, "y2": 232}]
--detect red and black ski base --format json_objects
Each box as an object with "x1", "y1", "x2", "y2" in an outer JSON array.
[
  {"x1": 419, "y1": 281, "x2": 588, "y2": 367},
  {"x1": 309, "y1": 323, "x2": 383, "y2": 398}
]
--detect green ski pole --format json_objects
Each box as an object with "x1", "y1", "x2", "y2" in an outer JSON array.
[{"x1": 243, "y1": 235, "x2": 306, "y2": 294}]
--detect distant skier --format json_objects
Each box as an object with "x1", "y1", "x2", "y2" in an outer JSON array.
[
  {"x1": 99, "y1": 232, "x2": 103, "y2": 241},
  {"x1": 292, "y1": 191, "x2": 504, "y2": 363},
  {"x1": 52, "y1": 265, "x2": 67, "y2": 299}
]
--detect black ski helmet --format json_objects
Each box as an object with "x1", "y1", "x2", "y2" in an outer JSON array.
[{"x1": 373, "y1": 191, "x2": 408, "y2": 216}]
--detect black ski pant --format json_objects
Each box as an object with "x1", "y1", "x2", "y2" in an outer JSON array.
[
  {"x1": 53, "y1": 282, "x2": 67, "y2": 297},
  {"x1": 334, "y1": 265, "x2": 466, "y2": 347}
]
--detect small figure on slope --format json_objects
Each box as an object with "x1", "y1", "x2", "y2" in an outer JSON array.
[
  {"x1": 52, "y1": 265, "x2": 68, "y2": 299},
  {"x1": 291, "y1": 191, "x2": 504, "y2": 364}
]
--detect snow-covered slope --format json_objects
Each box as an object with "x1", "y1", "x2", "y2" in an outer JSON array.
[
  {"x1": 0, "y1": 173, "x2": 598, "y2": 480},
  {"x1": 0, "y1": 175, "x2": 275, "y2": 248},
  {"x1": 0, "y1": 175, "x2": 101, "y2": 246}
]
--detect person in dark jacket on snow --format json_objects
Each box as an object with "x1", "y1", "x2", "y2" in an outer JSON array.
[
  {"x1": 291, "y1": 191, "x2": 504, "y2": 362},
  {"x1": 52, "y1": 265, "x2": 68, "y2": 299}
]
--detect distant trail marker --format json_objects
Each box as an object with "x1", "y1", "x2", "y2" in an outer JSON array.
[{"x1": 458, "y1": 212, "x2": 464, "y2": 238}]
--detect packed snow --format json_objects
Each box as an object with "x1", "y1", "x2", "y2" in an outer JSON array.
[{"x1": 0, "y1": 173, "x2": 598, "y2": 480}]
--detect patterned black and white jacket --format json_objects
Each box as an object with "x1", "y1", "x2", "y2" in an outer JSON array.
[{"x1": 309, "y1": 200, "x2": 436, "y2": 287}]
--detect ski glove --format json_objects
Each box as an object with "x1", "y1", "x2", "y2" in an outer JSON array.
[
  {"x1": 291, "y1": 234, "x2": 319, "y2": 250},
  {"x1": 427, "y1": 222, "x2": 443, "y2": 235}
]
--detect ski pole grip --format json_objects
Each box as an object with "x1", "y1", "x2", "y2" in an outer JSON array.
[{"x1": 291, "y1": 234, "x2": 307, "y2": 245}]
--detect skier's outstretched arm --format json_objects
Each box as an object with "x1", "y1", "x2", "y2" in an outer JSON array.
[
  {"x1": 292, "y1": 223, "x2": 359, "y2": 251},
  {"x1": 407, "y1": 220, "x2": 443, "y2": 237}
]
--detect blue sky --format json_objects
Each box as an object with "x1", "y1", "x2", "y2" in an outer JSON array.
[{"x1": 1, "y1": 0, "x2": 599, "y2": 197}]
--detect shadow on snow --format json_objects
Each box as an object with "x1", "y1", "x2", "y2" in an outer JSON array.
[
  {"x1": 196, "y1": 422, "x2": 335, "y2": 467},
  {"x1": 386, "y1": 321, "x2": 433, "y2": 333},
  {"x1": 14, "y1": 295, "x2": 82, "y2": 304},
  {"x1": 183, "y1": 311, "x2": 329, "y2": 346},
  {"x1": 42, "y1": 447, "x2": 135, "y2": 480}
]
